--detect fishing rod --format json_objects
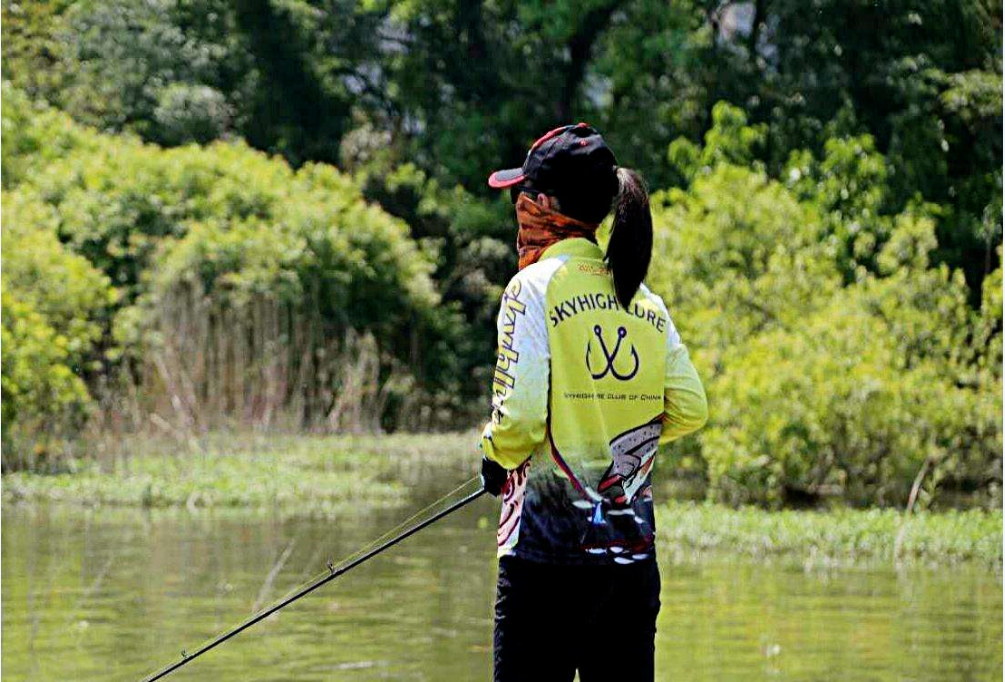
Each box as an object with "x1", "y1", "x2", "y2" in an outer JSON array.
[{"x1": 140, "y1": 479, "x2": 487, "y2": 682}]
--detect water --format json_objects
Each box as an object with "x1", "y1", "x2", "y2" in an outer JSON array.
[{"x1": 3, "y1": 498, "x2": 1001, "y2": 681}]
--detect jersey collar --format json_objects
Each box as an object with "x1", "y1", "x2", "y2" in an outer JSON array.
[{"x1": 541, "y1": 237, "x2": 604, "y2": 262}]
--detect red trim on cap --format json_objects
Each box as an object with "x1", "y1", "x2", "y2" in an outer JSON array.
[
  {"x1": 487, "y1": 171, "x2": 526, "y2": 188},
  {"x1": 529, "y1": 124, "x2": 573, "y2": 151}
]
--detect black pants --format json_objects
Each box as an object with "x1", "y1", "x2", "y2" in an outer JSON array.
[{"x1": 493, "y1": 556, "x2": 661, "y2": 682}]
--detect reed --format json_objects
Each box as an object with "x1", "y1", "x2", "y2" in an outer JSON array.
[{"x1": 97, "y1": 282, "x2": 427, "y2": 442}]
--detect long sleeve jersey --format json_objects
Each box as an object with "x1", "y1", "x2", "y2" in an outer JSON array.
[{"x1": 479, "y1": 237, "x2": 707, "y2": 565}]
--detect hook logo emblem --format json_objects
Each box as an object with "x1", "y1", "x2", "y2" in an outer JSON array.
[{"x1": 586, "y1": 325, "x2": 639, "y2": 381}]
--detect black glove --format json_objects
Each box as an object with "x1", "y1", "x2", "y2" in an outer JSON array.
[{"x1": 480, "y1": 456, "x2": 508, "y2": 496}]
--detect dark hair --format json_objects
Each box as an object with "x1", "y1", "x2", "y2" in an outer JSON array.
[
  {"x1": 525, "y1": 166, "x2": 652, "y2": 308},
  {"x1": 605, "y1": 168, "x2": 653, "y2": 308}
]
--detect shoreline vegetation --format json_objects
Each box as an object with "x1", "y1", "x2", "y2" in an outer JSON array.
[
  {"x1": 2, "y1": 432, "x2": 476, "y2": 513},
  {"x1": 3, "y1": 432, "x2": 1001, "y2": 567},
  {"x1": 655, "y1": 503, "x2": 1002, "y2": 568}
]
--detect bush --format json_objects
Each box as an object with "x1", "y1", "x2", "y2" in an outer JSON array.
[
  {"x1": 1, "y1": 82, "x2": 104, "y2": 189},
  {"x1": 705, "y1": 296, "x2": 989, "y2": 507},
  {"x1": 152, "y1": 83, "x2": 232, "y2": 146},
  {"x1": 648, "y1": 162, "x2": 841, "y2": 371},
  {"x1": 1, "y1": 292, "x2": 92, "y2": 470},
  {"x1": 650, "y1": 109, "x2": 1001, "y2": 508},
  {"x1": 54, "y1": 0, "x2": 241, "y2": 139},
  {"x1": 1, "y1": 191, "x2": 116, "y2": 364},
  {"x1": 3, "y1": 87, "x2": 458, "y2": 444},
  {"x1": 0, "y1": 191, "x2": 116, "y2": 469}
]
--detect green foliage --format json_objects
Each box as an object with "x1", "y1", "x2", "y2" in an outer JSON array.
[
  {"x1": 1, "y1": 191, "x2": 116, "y2": 469},
  {"x1": 3, "y1": 87, "x2": 459, "y2": 446},
  {"x1": 8, "y1": 0, "x2": 251, "y2": 147},
  {"x1": 942, "y1": 68, "x2": 1003, "y2": 118},
  {"x1": 706, "y1": 293, "x2": 988, "y2": 508},
  {"x1": 1, "y1": 290, "x2": 93, "y2": 468},
  {"x1": 651, "y1": 111, "x2": 1002, "y2": 508},
  {"x1": 0, "y1": 0, "x2": 73, "y2": 99},
  {"x1": 3, "y1": 0, "x2": 999, "y2": 271},
  {"x1": 669, "y1": 102, "x2": 767, "y2": 181},
  {"x1": 143, "y1": 156, "x2": 441, "y2": 339},
  {"x1": 784, "y1": 135, "x2": 891, "y2": 276},
  {"x1": 1, "y1": 192, "x2": 116, "y2": 361},
  {"x1": 649, "y1": 163, "x2": 838, "y2": 370},
  {"x1": 5, "y1": 89, "x2": 438, "y2": 317},
  {"x1": 3, "y1": 434, "x2": 405, "y2": 510},
  {"x1": 656, "y1": 502, "x2": 1003, "y2": 566},
  {"x1": 355, "y1": 160, "x2": 516, "y2": 390},
  {"x1": 152, "y1": 83, "x2": 232, "y2": 146},
  {"x1": 0, "y1": 83, "x2": 104, "y2": 189}
]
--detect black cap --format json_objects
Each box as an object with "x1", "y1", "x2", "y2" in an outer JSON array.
[{"x1": 488, "y1": 123, "x2": 618, "y2": 201}]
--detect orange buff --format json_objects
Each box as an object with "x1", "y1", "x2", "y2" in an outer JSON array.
[{"x1": 515, "y1": 193, "x2": 600, "y2": 270}]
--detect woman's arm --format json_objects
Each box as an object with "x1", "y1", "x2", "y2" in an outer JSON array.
[
  {"x1": 646, "y1": 291, "x2": 708, "y2": 444},
  {"x1": 660, "y1": 342, "x2": 708, "y2": 443},
  {"x1": 479, "y1": 271, "x2": 551, "y2": 469}
]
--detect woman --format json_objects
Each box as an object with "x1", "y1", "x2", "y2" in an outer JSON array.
[{"x1": 478, "y1": 123, "x2": 708, "y2": 681}]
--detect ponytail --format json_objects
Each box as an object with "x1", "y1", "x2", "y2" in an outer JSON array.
[{"x1": 606, "y1": 168, "x2": 653, "y2": 309}]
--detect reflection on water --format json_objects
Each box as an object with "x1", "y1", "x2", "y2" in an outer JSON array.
[{"x1": 2, "y1": 498, "x2": 1002, "y2": 681}]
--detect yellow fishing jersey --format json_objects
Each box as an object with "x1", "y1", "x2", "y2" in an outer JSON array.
[{"x1": 480, "y1": 238, "x2": 707, "y2": 564}]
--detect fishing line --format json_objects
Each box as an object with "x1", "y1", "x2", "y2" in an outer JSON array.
[{"x1": 139, "y1": 476, "x2": 486, "y2": 682}]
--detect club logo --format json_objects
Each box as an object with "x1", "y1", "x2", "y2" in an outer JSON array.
[{"x1": 585, "y1": 325, "x2": 639, "y2": 380}]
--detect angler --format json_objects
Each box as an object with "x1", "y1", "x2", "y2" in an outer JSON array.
[{"x1": 480, "y1": 123, "x2": 708, "y2": 682}]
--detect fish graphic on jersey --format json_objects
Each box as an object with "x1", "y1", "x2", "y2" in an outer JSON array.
[{"x1": 597, "y1": 419, "x2": 662, "y2": 506}]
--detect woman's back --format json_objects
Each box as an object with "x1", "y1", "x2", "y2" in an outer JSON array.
[{"x1": 483, "y1": 234, "x2": 704, "y2": 564}]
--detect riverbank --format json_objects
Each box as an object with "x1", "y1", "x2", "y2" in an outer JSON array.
[
  {"x1": 1, "y1": 431, "x2": 477, "y2": 514},
  {"x1": 656, "y1": 503, "x2": 1002, "y2": 567},
  {"x1": 3, "y1": 432, "x2": 1001, "y2": 566}
]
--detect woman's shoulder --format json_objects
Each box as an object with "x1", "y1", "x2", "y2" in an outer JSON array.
[
  {"x1": 636, "y1": 283, "x2": 682, "y2": 345},
  {"x1": 636, "y1": 282, "x2": 668, "y2": 312},
  {"x1": 505, "y1": 257, "x2": 567, "y2": 296}
]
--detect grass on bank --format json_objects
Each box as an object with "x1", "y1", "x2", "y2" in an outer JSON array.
[
  {"x1": 3, "y1": 432, "x2": 1001, "y2": 565},
  {"x1": 2, "y1": 432, "x2": 479, "y2": 513},
  {"x1": 656, "y1": 503, "x2": 1003, "y2": 566}
]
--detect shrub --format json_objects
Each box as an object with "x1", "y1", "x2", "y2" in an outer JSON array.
[
  {"x1": 704, "y1": 296, "x2": 987, "y2": 507},
  {"x1": 0, "y1": 191, "x2": 116, "y2": 469},
  {"x1": 152, "y1": 83, "x2": 232, "y2": 146},
  {"x1": 650, "y1": 113, "x2": 1001, "y2": 508},
  {"x1": 3, "y1": 87, "x2": 456, "y2": 442},
  {"x1": 1, "y1": 191, "x2": 116, "y2": 365},
  {"x1": 1, "y1": 291, "x2": 92, "y2": 470},
  {"x1": 1, "y1": 82, "x2": 104, "y2": 189}
]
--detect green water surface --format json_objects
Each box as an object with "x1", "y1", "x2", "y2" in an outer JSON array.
[{"x1": 3, "y1": 497, "x2": 1001, "y2": 681}]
